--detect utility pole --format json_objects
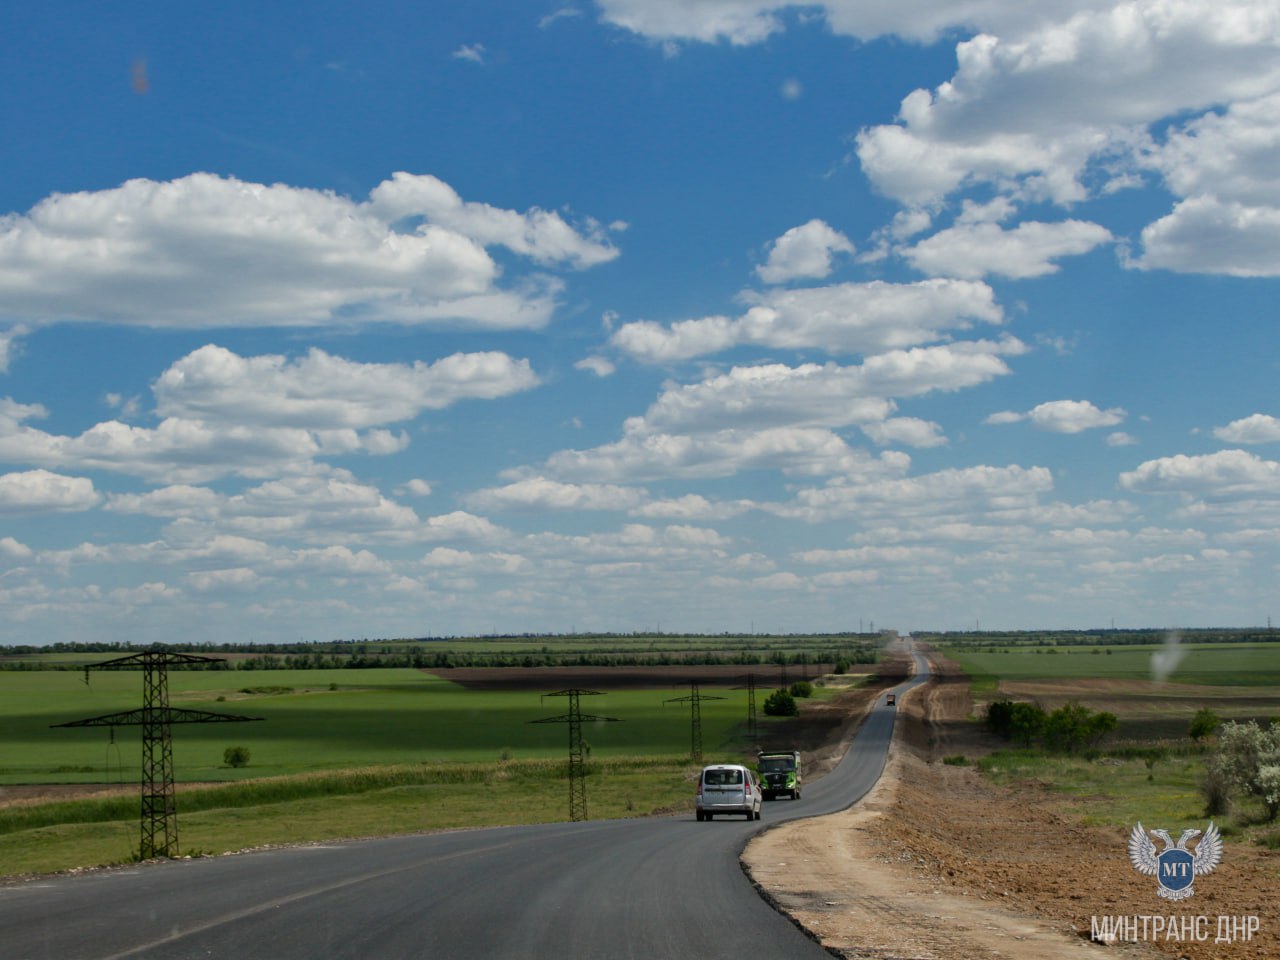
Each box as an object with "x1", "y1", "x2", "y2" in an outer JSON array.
[
  {"x1": 52, "y1": 649, "x2": 262, "y2": 859},
  {"x1": 733, "y1": 673, "x2": 758, "y2": 746},
  {"x1": 665, "y1": 681, "x2": 724, "y2": 763},
  {"x1": 531, "y1": 689, "x2": 619, "y2": 822}
]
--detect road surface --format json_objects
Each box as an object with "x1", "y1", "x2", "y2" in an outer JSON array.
[{"x1": 1, "y1": 645, "x2": 928, "y2": 959}]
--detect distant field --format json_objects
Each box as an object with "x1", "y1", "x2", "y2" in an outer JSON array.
[
  {"x1": 929, "y1": 635, "x2": 1280, "y2": 744},
  {"x1": 938, "y1": 641, "x2": 1280, "y2": 689},
  {"x1": 0, "y1": 667, "x2": 774, "y2": 785}
]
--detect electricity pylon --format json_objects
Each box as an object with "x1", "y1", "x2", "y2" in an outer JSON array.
[
  {"x1": 664, "y1": 681, "x2": 724, "y2": 762},
  {"x1": 531, "y1": 689, "x2": 619, "y2": 822},
  {"x1": 52, "y1": 649, "x2": 262, "y2": 859},
  {"x1": 733, "y1": 672, "x2": 758, "y2": 746}
]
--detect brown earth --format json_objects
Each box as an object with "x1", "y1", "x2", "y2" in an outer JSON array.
[{"x1": 744, "y1": 650, "x2": 1280, "y2": 960}]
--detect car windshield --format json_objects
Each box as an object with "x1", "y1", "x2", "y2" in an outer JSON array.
[
  {"x1": 759, "y1": 758, "x2": 795, "y2": 772},
  {"x1": 704, "y1": 769, "x2": 744, "y2": 786}
]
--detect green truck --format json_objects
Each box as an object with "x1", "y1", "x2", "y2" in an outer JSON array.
[{"x1": 757, "y1": 750, "x2": 802, "y2": 800}]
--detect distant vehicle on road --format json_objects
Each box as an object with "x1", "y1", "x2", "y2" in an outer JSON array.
[
  {"x1": 695, "y1": 763, "x2": 762, "y2": 820},
  {"x1": 757, "y1": 750, "x2": 802, "y2": 800},
  {"x1": 886, "y1": 693, "x2": 896, "y2": 706}
]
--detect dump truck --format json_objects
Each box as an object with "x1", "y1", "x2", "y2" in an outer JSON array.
[{"x1": 757, "y1": 750, "x2": 802, "y2": 800}]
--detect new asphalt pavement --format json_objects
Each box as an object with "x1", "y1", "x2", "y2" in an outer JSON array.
[{"x1": 1, "y1": 645, "x2": 928, "y2": 959}]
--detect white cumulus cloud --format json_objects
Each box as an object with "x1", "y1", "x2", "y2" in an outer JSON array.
[
  {"x1": 756, "y1": 219, "x2": 855, "y2": 284},
  {"x1": 155, "y1": 345, "x2": 539, "y2": 428},
  {"x1": 610, "y1": 278, "x2": 1002, "y2": 362},
  {"x1": 0, "y1": 172, "x2": 617, "y2": 330},
  {"x1": 1215, "y1": 413, "x2": 1280, "y2": 444},
  {"x1": 903, "y1": 219, "x2": 1113, "y2": 279},
  {"x1": 0, "y1": 469, "x2": 99, "y2": 513},
  {"x1": 988, "y1": 399, "x2": 1126, "y2": 434}
]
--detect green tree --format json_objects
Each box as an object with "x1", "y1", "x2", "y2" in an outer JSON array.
[
  {"x1": 763, "y1": 689, "x2": 798, "y2": 717},
  {"x1": 1189, "y1": 707, "x2": 1221, "y2": 741},
  {"x1": 789, "y1": 680, "x2": 813, "y2": 698},
  {"x1": 1008, "y1": 702, "x2": 1047, "y2": 747},
  {"x1": 223, "y1": 746, "x2": 251, "y2": 768}
]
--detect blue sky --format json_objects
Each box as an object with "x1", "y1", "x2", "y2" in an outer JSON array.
[{"x1": 2, "y1": 1, "x2": 1279, "y2": 646}]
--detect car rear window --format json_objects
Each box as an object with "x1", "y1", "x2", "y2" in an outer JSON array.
[{"x1": 703, "y1": 768, "x2": 743, "y2": 785}]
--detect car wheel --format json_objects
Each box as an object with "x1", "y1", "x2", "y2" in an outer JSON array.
[{"x1": 754, "y1": 808, "x2": 761, "y2": 820}]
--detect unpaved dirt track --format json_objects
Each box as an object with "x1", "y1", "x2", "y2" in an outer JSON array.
[{"x1": 746, "y1": 649, "x2": 1280, "y2": 960}]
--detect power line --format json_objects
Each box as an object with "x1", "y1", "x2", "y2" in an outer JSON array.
[
  {"x1": 664, "y1": 681, "x2": 724, "y2": 763},
  {"x1": 733, "y1": 672, "x2": 758, "y2": 747},
  {"x1": 52, "y1": 649, "x2": 262, "y2": 859},
  {"x1": 531, "y1": 689, "x2": 619, "y2": 822}
]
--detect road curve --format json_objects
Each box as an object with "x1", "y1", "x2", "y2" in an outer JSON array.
[{"x1": 1, "y1": 645, "x2": 930, "y2": 960}]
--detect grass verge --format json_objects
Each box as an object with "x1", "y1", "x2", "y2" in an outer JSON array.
[{"x1": 0, "y1": 755, "x2": 709, "y2": 879}]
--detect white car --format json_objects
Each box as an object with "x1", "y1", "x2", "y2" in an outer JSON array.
[{"x1": 695, "y1": 763, "x2": 763, "y2": 821}]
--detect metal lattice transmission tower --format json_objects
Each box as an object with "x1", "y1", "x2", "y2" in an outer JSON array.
[
  {"x1": 52, "y1": 649, "x2": 262, "y2": 859},
  {"x1": 664, "y1": 682, "x2": 725, "y2": 763},
  {"x1": 531, "y1": 689, "x2": 619, "y2": 822},
  {"x1": 733, "y1": 673, "x2": 758, "y2": 746}
]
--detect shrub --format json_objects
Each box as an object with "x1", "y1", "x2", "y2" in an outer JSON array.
[
  {"x1": 833, "y1": 659, "x2": 850, "y2": 675},
  {"x1": 1209, "y1": 720, "x2": 1280, "y2": 821},
  {"x1": 762, "y1": 689, "x2": 798, "y2": 717},
  {"x1": 985, "y1": 698, "x2": 1115, "y2": 752},
  {"x1": 1009, "y1": 702, "x2": 1047, "y2": 747},
  {"x1": 1189, "y1": 707, "x2": 1220, "y2": 741},
  {"x1": 941, "y1": 755, "x2": 969, "y2": 766},
  {"x1": 789, "y1": 680, "x2": 814, "y2": 699},
  {"x1": 223, "y1": 746, "x2": 251, "y2": 768},
  {"x1": 1201, "y1": 754, "x2": 1233, "y2": 817},
  {"x1": 1041, "y1": 701, "x2": 1117, "y2": 753}
]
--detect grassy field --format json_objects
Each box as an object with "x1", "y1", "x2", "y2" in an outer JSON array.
[
  {"x1": 0, "y1": 668, "x2": 764, "y2": 784},
  {"x1": 0, "y1": 756, "x2": 712, "y2": 876},
  {"x1": 938, "y1": 640, "x2": 1280, "y2": 691}
]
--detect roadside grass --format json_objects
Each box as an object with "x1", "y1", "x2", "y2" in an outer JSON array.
[
  {"x1": 976, "y1": 748, "x2": 1208, "y2": 827},
  {"x1": 0, "y1": 755, "x2": 710, "y2": 878}
]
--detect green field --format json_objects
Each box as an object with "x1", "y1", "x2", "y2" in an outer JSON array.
[
  {"x1": 0, "y1": 668, "x2": 764, "y2": 785},
  {"x1": 0, "y1": 661, "x2": 808, "y2": 877},
  {"x1": 938, "y1": 641, "x2": 1280, "y2": 690}
]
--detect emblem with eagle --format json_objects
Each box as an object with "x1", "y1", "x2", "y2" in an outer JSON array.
[{"x1": 1128, "y1": 821, "x2": 1222, "y2": 900}]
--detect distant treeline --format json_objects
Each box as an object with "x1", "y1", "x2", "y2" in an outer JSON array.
[{"x1": 0, "y1": 641, "x2": 879, "y2": 672}]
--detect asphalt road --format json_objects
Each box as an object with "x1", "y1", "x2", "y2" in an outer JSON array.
[{"x1": 1, "y1": 645, "x2": 930, "y2": 960}]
